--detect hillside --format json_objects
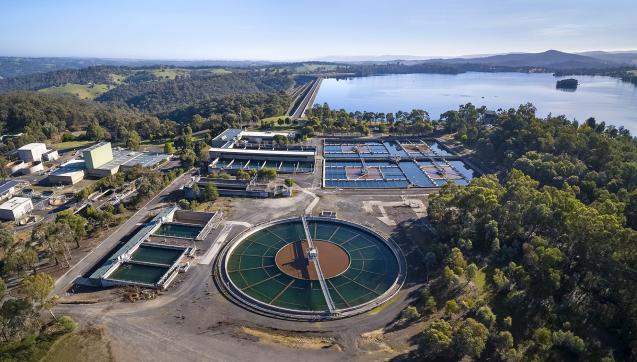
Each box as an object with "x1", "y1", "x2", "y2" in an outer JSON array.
[
  {"x1": 427, "y1": 50, "x2": 616, "y2": 70},
  {"x1": 578, "y1": 50, "x2": 637, "y2": 65},
  {"x1": 0, "y1": 92, "x2": 175, "y2": 149},
  {"x1": 0, "y1": 66, "x2": 295, "y2": 115},
  {"x1": 96, "y1": 72, "x2": 293, "y2": 114}
]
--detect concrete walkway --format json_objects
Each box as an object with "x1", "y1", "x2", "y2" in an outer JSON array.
[
  {"x1": 299, "y1": 187, "x2": 319, "y2": 215},
  {"x1": 198, "y1": 223, "x2": 234, "y2": 265}
]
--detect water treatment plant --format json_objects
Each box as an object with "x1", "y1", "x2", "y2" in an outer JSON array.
[{"x1": 54, "y1": 129, "x2": 481, "y2": 360}]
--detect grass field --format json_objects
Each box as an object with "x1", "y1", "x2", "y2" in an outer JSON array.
[
  {"x1": 152, "y1": 68, "x2": 191, "y2": 80},
  {"x1": 39, "y1": 83, "x2": 111, "y2": 99},
  {"x1": 43, "y1": 328, "x2": 114, "y2": 362},
  {"x1": 52, "y1": 139, "x2": 94, "y2": 151},
  {"x1": 293, "y1": 64, "x2": 339, "y2": 73},
  {"x1": 109, "y1": 73, "x2": 125, "y2": 84},
  {"x1": 629, "y1": 70, "x2": 637, "y2": 76},
  {"x1": 209, "y1": 68, "x2": 232, "y2": 75}
]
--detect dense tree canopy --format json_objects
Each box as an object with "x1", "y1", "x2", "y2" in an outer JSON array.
[
  {"x1": 0, "y1": 92, "x2": 176, "y2": 150},
  {"x1": 403, "y1": 103, "x2": 637, "y2": 360},
  {"x1": 96, "y1": 72, "x2": 293, "y2": 114}
]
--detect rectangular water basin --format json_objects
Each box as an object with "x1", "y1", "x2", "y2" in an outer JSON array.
[
  {"x1": 108, "y1": 263, "x2": 169, "y2": 285},
  {"x1": 154, "y1": 223, "x2": 203, "y2": 239},
  {"x1": 131, "y1": 245, "x2": 185, "y2": 265}
]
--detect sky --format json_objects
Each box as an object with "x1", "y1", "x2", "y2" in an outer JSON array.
[{"x1": 1, "y1": 0, "x2": 636, "y2": 61}]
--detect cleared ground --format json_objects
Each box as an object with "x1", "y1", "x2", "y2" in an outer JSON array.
[
  {"x1": 52, "y1": 139, "x2": 94, "y2": 151},
  {"x1": 151, "y1": 69, "x2": 191, "y2": 80},
  {"x1": 39, "y1": 83, "x2": 111, "y2": 99}
]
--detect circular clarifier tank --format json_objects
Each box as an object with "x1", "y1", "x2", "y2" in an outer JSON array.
[{"x1": 217, "y1": 217, "x2": 405, "y2": 319}]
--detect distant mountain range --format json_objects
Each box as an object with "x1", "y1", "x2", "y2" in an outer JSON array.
[
  {"x1": 577, "y1": 50, "x2": 637, "y2": 65},
  {"x1": 316, "y1": 50, "x2": 637, "y2": 67},
  {"x1": 420, "y1": 50, "x2": 621, "y2": 70},
  {"x1": 1, "y1": 50, "x2": 636, "y2": 78}
]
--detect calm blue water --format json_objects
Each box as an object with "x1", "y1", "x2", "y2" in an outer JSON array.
[{"x1": 314, "y1": 72, "x2": 637, "y2": 133}]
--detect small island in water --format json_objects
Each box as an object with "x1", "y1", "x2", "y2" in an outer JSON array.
[{"x1": 556, "y1": 78, "x2": 579, "y2": 90}]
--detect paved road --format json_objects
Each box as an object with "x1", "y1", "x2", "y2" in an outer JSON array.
[{"x1": 52, "y1": 169, "x2": 195, "y2": 295}]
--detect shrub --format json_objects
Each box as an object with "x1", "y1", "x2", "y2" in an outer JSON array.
[
  {"x1": 533, "y1": 327, "x2": 553, "y2": 351},
  {"x1": 257, "y1": 168, "x2": 277, "y2": 181},
  {"x1": 57, "y1": 316, "x2": 77, "y2": 333},
  {"x1": 476, "y1": 306, "x2": 496, "y2": 327},
  {"x1": 552, "y1": 330, "x2": 585, "y2": 355},
  {"x1": 178, "y1": 199, "x2": 191, "y2": 209},
  {"x1": 401, "y1": 306, "x2": 421, "y2": 321},
  {"x1": 445, "y1": 299, "x2": 460, "y2": 314}
]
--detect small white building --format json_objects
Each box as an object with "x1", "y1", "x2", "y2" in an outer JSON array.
[
  {"x1": 17, "y1": 143, "x2": 48, "y2": 163},
  {"x1": 0, "y1": 197, "x2": 33, "y2": 221},
  {"x1": 48, "y1": 159, "x2": 86, "y2": 185},
  {"x1": 43, "y1": 149, "x2": 59, "y2": 161}
]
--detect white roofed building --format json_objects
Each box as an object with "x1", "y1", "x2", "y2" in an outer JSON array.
[
  {"x1": 17, "y1": 143, "x2": 47, "y2": 163},
  {"x1": 0, "y1": 197, "x2": 33, "y2": 221}
]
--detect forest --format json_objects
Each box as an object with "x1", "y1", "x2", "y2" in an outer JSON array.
[
  {"x1": 398, "y1": 103, "x2": 637, "y2": 361},
  {"x1": 0, "y1": 66, "x2": 295, "y2": 115},
  {"x1": 164, "y1": 92, "x2": 290, "y2": 124},
  {"x1": 96, "y1": 71, "x2": 293, "y2": 114},
  {"x1": 0, "y1": 92, "x2": 177, "y2": 151}
]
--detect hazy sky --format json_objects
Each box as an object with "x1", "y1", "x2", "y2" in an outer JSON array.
[{"x1": 1, "y1": 0, "x2": 636, "y2": 60}]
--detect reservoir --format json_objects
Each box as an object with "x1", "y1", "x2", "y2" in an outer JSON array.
[{"x1": 314, "y1": 72, "x2": 637, "y2": 133}]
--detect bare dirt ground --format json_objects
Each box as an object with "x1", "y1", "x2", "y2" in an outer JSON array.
[{"x1": 53, "y1": 168, "x2": 432, "y2": 362}]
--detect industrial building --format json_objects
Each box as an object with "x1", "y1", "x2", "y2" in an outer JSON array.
[
  {"x1": 17, "y1": 143, "x2": 48, "y2": 163},
  {"x1": 17, "y1": 143, "x2": 58, "y2": 163},
  {"x1": 48, "y1": 160, "x2": 86, "y2": 185},
  {"x1": 83, "y1": 142, "x2": 113, "y2": 170},
  {"x1": 83, "y1": 142, "x2": 169, "y2": 177},
  {"x1": 43, "y1": 149, "x2": 59, "y2": 161},
  {"x1": 208, "y1": 129, "x2": 316, "y2": 174},
  {"x1": 0, "y1": 197, "x2": 33, "y2": 221},
  {"x1": 6, "y1": 143, "x2": 59, "y2": 176},
  {"x1": 184, "y1": 176, "x2": 291, "y2": 199}
]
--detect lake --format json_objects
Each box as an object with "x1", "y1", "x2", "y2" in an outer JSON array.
[{"x1": 314, "y1": 72, "x2": 637, "y2": 133}]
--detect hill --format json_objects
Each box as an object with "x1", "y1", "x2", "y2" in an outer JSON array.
[
  {"x1": 578, "y1": 50, "x2": 637, "y2": 65},
  {"x1": 96, "y1": 72, "x2": 293, "y2": 114},
  {"x1": 0, "y1": 66, "x2": 295, "y2": 115},
  {"x1": 0, "y1": 92, "x2": 174, "y2": 149},
  {"x1": 427, "y1": 50, "x2": 616, "y2": 70}
]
